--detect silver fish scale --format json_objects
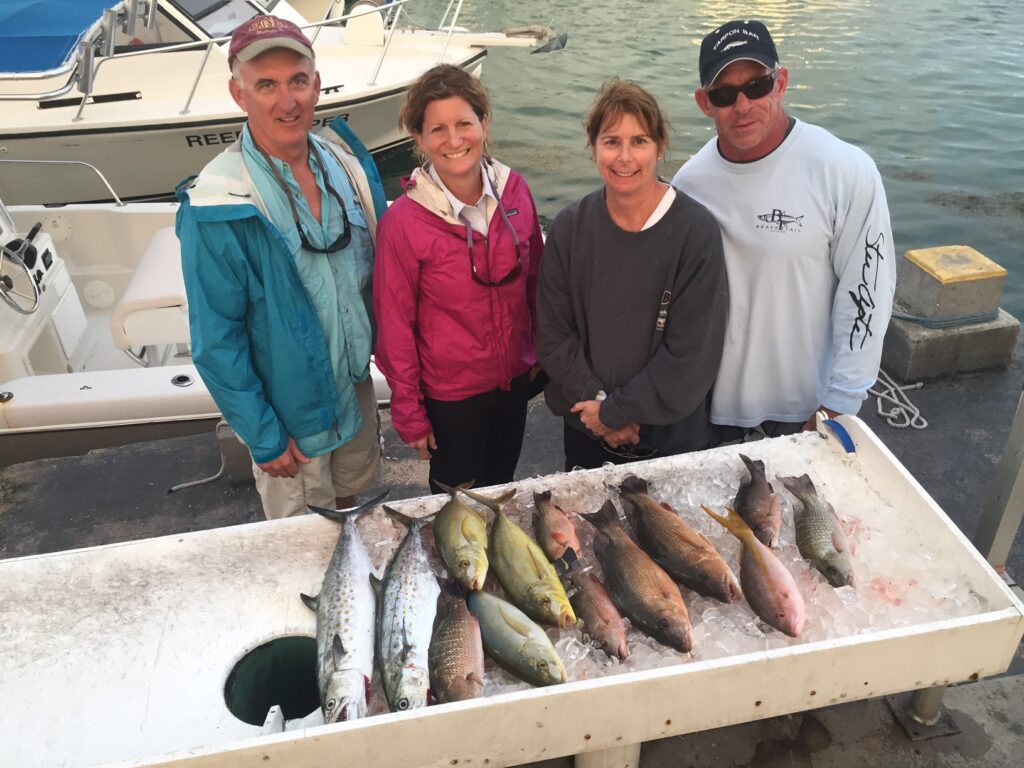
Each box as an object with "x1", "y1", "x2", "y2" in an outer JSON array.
[
  {"x1": 314, "y1": 517, "x2": 376, "y2": 709},
  {"x1": 794, "y1": 493, "x2": 841, "y2": 560},
  {"x1": 378, "y1": 523, "x2": 440, "y2": 709}
]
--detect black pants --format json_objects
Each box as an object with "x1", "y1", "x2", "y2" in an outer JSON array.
[
  {"x1": 563, "y1": 422, "x2": 657, "y2": 471},
  {"x1": 424, "y1": 373, "x2": 529, "y2": 494},
  {"x1": 711, "y1": 420, "x2": 804, "y2": 447}
]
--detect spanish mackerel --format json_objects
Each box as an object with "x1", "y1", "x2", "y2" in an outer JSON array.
[
  {"x1": 373, "y1": 506, "x2": 441, "y2": 712},
  {"x1": 779, "y1": 474, "x2": 855, "y2": 587},
  {"x1": 302, "y1": 491, "x2": 387, "y2": 723}
]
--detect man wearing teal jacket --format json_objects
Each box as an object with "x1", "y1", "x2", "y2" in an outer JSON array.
[{"x1": 176, "y1": 15, "x2": 387, "y2": 518}]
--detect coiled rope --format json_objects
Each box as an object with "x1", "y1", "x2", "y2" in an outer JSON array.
[{"x1": 869, "y1": 369, "x2": 928, "y2": 429}]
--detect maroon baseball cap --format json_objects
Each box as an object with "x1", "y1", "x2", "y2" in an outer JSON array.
[{"x1": 228, "y1": 15, "x2": 314, "y2": 67}]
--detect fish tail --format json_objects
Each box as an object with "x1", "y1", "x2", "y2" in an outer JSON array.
[
  {"x1": 738, "y1": 453, "x2": 764, "y2": 479},
  {"x1": 533, "y1": 490, "x2": 552, "y2": 506},
  {"x1": 580, "y1": 499, "x2": 620, "y2": 530},
  {"x1": 307, "y1": 489, "x2": 388, "y2": 522},
  {"x1": 433, "y1": 479, "x2": 476, "y2": 498},
  {"x1": 383, "y1": 504, "x2": 430, "y2": 529},
  {"x1": 701, "y1": 505, "x2": 758, "y2": 545},
  {"x1": 779, "y1": 474, "x2": 816, "y2": 500},
  {"x1": 617, "y1": 475, "x2": 649, "y2": 496},
  {"x1": 459, "y1": 486, "x2": 517, "y2": 513}
]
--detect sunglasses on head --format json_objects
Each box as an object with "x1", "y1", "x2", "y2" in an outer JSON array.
[
  {"x1": 705, "y1": 69, "x2": 779, "y2": 108},
  {"x1": 463, "y1": 172, "x2": 522, "y2": 287}
]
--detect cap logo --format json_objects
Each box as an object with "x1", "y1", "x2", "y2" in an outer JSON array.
[
  {"x1": 714, "y1": 27, "x2": 761, "y2": 51},
  {"x1": 250, "y1": 17, "x2": 279, "y2": 32}
]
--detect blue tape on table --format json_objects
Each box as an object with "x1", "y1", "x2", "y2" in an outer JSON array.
[{"x1": 824, "y1": 419, "x2": 856, "y2": 453}]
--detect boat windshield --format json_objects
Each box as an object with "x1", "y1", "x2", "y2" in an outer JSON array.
[{"x1": 172, "y1": 0, "x2": 262, "y2": 38}]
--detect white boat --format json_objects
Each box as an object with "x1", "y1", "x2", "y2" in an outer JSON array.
[
  {"x1": 0, "y1": 162, "x2": 391, "y2": 466},
  {"x1": 0, "y1": 0, "x2": 556, "y2": 205}
]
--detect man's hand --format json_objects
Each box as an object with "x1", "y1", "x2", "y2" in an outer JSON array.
[
  {"x1": 603, "y1": 423, "x2": 642, "y2": 448},
  {"x1": 407, "y1": 431, "x2": 437, "y2": 460},
  {"x1": 571, "y1": 399, "x2": 608, "y2": 436},
  {"x1": 257, "y1": 438, "x2": 310, "y2": 478},
  {"x1": 801, "y1": 406, "x2": 841, "y2": 432}
]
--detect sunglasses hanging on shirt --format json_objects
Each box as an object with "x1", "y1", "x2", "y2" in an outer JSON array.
[
  {"x1": 465, "y1": 166, "x2": 522, "y2": 287},
  {"x1": 256, "y1": 139, "x2": 352, "y2": 254}
]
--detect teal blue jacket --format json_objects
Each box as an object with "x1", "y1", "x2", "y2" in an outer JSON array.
[{"x1": 175, "y1": 119, "x2": 386, "y2": 464}]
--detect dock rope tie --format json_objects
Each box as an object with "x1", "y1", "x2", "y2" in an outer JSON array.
[{"x1": 869, "y1": 369, "x2": 928, "y2": 430}]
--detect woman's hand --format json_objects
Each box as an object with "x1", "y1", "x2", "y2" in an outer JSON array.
[{"x1": 407, "y1": 431, "x2": 437, "y2": 460}]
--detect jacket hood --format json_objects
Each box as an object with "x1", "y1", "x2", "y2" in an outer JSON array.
[{"x1": 402, "y1": 158, "x2": 513, "y2": 226}]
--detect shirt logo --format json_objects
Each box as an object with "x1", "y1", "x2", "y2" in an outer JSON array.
[{"x1": 756, "y1": 208, "x2": 804, "y2": 232}]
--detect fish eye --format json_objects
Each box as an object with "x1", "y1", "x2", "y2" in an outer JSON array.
[
  {"x1": 538, "y1": 661, "x2": 548, "y2": 671},
  {"x1": 541, "y1": 597, "x2": 551, "y2": 607},
  {"x1": 325, "y1": 698, "x2": 337, "y2": 710},
  {"x1": 459, "y1": 559, "x2": 470, "y2": 570},
  {"x1": 657, "y1": 619, "x2": 669, "y2": 630},
  {"x1": 397, "y1": 698, "x2": 410, "y2": 711}
]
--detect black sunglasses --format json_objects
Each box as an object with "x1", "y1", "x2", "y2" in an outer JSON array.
[
  {"x1": 705, "y1": 70, "x2": 779, "y2": 108},
  {"x1": 259, "y1": 140, "x2": 352, "y2": 254},
  {"x1": 465, "y1": 187, "x2": 522, "y2": 287},
  {"x1": 600, "y1": 440, "x2": 658, "y2": 461}
]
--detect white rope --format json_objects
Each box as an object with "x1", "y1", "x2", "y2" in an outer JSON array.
[{"x1": 868, "y1": 369, "x2": 928, "y2": 430}]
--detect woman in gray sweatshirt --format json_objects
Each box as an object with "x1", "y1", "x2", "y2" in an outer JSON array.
[{"x1": 537, "y1": 79, "x2": 728, "y2": 470}]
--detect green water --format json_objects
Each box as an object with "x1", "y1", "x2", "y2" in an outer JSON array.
[{"x1": 381, "y1": 0, "x2": 1024, "y2": 315}]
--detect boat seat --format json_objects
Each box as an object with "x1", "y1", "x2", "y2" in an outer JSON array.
[{"x1": 110, "y1": 227, "x2": 189, "y2": 351}]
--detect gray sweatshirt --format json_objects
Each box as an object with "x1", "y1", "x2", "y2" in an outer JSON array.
[{"x1": 537, "y1": 187, "x2": 728, "y2": 453}]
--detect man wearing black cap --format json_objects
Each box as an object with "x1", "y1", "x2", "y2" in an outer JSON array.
[
  {"x1": 672, "y1": 19, "x2": 896, "y2": 442},
  {"x1": 176, "y1": 15, "x2": 387, "y2": 518}
]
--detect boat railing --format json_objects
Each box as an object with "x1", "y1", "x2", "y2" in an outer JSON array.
[
  {"x1": 0, "y1": 159, "x2": 126, "y2": 207},
  {"x1": 0, "y1": 0, "x2": 466, "y2": 120}
]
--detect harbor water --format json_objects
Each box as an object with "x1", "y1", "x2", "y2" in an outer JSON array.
[{"x1": 379, "y1": 0, "x2": 1024, "y2": 314}]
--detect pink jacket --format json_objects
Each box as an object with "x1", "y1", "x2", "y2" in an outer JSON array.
[{"x1": 373, "y1": 160, "x2": 544, "y2": 443}]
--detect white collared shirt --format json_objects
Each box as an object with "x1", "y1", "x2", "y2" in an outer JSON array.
[{"x1": 428, "y1": 162, "x2": 497, "y2": 235}]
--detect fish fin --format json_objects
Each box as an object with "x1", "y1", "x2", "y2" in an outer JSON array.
[
  {"x1": 308, "y1": 489, "x2": 388, "y2": 521},
  {"x1": 617, "y1": 475, "x2": 649, "y2": 496},
  {"x1": 767, "y1": 494, "x2": 783, "y2": 547},
  {"x1": 383, "y1": 504, "x2": 431, "y2": 529},
  {"x1": 300, "y1": 592, "x2": 318, "y2": 612},
  {"x1": 702, "y1": 505, "x2": 759, "y2": 547},
  {"x1": 369, "y1": 573, "x2": 384, "y2": 599},
  {"x1": 738, "y1": 453, "x2": 765, "y2": 479},
  {"x1": 550, "y1": 530, "x2": 569, "y2": 544},
  {"x1": 467, "y1": 671, "x2": 484, "y2": 687},
  {"x1": 434, "y1": 479, "x2": 475, "y2": 498},
  {"x1": 778, "y1": 474, "x2": 815, "y2": 500},
  {"x1": 659, "y1": 502, "x2": 675, "y2": 513},
  {"x1": 827, "y1": 503, "x2": 849, "y2": 552},
  {"x1": 459, "y1": 486, "x2": 517, "y2": 514},
  {"x1": 580, "y1": 499, "x2": 620, "y2": 529},
  {"x1": 497, "y1": 604, "x2": 535, "y2": 639},
  {"x1": 533, "y1": 490, "x2": 552, "y2": 506},
  {"x1": 332, "y1": 633, "x2": 346, "y2": 662},
  {"x1": 527, "y1": 545, "x2": 552, "y2": 579}
]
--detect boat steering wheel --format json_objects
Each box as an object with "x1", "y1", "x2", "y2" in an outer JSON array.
[{"x1": 0, "y1": 239, "x2": 41, "y2": 315}]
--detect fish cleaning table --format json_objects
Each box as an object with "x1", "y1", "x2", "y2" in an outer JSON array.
[{"x1": 1, "y1": 416, "x2": 1022, "y2": 768}]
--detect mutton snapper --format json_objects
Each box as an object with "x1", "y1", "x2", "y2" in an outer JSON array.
[
  {"x1": 433, "y1": 480, "x2": 489, "y2": 591},
  {"x1": 533, "y1": 490, "x2": 582, "y2": 563},
  {"x1": 734, "y1": 454, "x2": 782, "y2": 547},
  {"x1": 779, "y1": 474, "x2": 855, "y2": 588},
  {"x1": 569, "y1": 570, "x2": 630, "y2": 660},
  {"x1": 618, "y1": 476, "x2": 742, "y2": 604},
  {"x1": 429, "y1": 586, "x2": 485, "y2": 703},
  {"x1": 581, "y1": 500, "x2": 693, "y2": 653},
  {"x1": 702, "y1": 505, "x2": 806, "y2": 637},
  {"x1": 302, "y1": 491, "x2": 388, "y2": 723},
  {"x1": 466, "y1": 589, "x2": 567, "y2": 687},
  {"x1": 459, "y1": 486, "x2": 576, "y2": 629},
  {"x1": 372, "y1": 506, "x2": 441, "y2": 712}
]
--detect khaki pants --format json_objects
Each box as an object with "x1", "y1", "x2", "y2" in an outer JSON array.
[{"x1": 253, "y1": 378, "x2": 381, "y2": 519}]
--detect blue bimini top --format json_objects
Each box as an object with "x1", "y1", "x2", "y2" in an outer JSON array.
[{"x1": 0, "y1": 0, "x2": 113, "y2": 73}]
